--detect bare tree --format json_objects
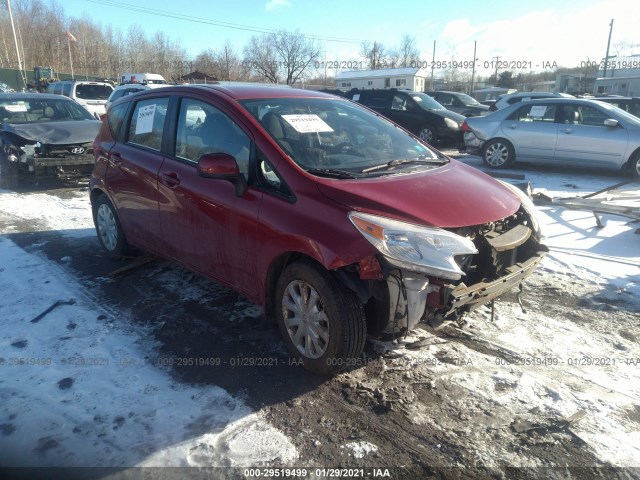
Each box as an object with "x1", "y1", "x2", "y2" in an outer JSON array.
[
  {"x1": 360, "y1": 41, "x2": 388, "y2": 70},
  {"x1": 397, "y1": 34, "x2": 419, "y2": 68},
  {"x1": 243, "y1": 30, "x2": 320, "y2": 85}
]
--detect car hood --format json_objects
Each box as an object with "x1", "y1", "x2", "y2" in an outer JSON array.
[
  {"x1": 2, "y1": 120, "x2": 101, "y2": 144},
  {"x1": 315, "y1": 159, "x2": 521, "y2": 228},
  {"x1": 435, "y1": 108, "x2": 466, "y2": 122}
]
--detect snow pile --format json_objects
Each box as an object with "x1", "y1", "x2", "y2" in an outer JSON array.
[{"x1": 0, "y1": 238, "x2": 297, "y2": 467}]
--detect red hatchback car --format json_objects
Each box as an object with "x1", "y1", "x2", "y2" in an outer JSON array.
[{"x1": 90, "y1": 85, "x2": 547, "y2": 374}]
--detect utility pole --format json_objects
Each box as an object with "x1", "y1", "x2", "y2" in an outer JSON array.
[
  {"x1": 602, "y1": 19, "x2": 614, "y2": 78},
  {"x1": 470, "y1": 40, "x2": 477, "y2": 94},
  {"x1": 430, "y1": 40, "x2": 436, "y2": 90},
  {"x1": 493, "y1": 56, "x2": 501, "y2": 86}
]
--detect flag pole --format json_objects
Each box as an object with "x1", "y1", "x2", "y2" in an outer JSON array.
[{"x1": 67, "y1": 36, "x2": 74, "y2": 79}]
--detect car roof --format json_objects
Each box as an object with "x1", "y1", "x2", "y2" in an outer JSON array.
[
  {"x1": 0, "y1": 92, "x2": 73, "y2": 101},
  {"x1": 116, "y1": 84, "x2": 335, "y2": 101},
  {"x1": 504, "y1": 97, "x2": 620, "y2": 107}
]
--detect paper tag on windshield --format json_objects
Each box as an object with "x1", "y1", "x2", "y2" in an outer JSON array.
[
  {"x1": 5, "y1": 104, "x2": 27, "y2": 112},
  {"x1": 135, "y1": 104, "x2": 156, "y2": 134},
  {"x1": 282, "y1": 114, "x2": 334, "y2": 133}
]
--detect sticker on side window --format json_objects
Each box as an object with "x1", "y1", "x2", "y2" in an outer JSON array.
[
  {"x1": 135, "y1": 104, "x2": 156, "y2": 134},
  {"x1": 5, "y1": 104, "x2": 27, "y2": 112},
  {"x1": 529, "y1": 106, "x2": 547, "y2": 118},
  {"x1": 282, "y1": 114, "x2": 334, "y2": 133}
]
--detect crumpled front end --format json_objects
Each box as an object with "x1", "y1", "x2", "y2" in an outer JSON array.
[
  {"x1": 2, "y1": 137, "x2": 95, "y2": 173},
  {"x1": 347, "y1": 186, "x2": 547, "y2": 336}
]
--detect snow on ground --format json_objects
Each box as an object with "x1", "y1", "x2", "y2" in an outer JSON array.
[
  {"x1": 0, "y1": 189, "x2": 297, "y2": 468},
  {"x1": 1, "y1": 157, "x2": 639, "y2": 471}
]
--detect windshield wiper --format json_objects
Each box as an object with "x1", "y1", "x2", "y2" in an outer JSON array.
[
  {"x1": 362, "y1": 155, "x2": 448, "y2": 173},
  {"x1": 307, "y1": 168, "x2": 359, "y2": 179}
]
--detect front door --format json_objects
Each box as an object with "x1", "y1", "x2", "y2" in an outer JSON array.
[{"x1": 157, "y1": 96, "x2": 261, "y2": 297}]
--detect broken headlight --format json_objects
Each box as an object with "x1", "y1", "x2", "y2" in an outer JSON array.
[
  {"x1": 498, "y1": 181, "x2": 545, "y2": 242},
  {"x1": 349, "y1": 211, "x2": 478, "y2": 280}
]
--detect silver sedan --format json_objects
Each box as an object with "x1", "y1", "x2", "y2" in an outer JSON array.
[{"x1": 462, "y1": 98, "x2": 640, "y2": 177}]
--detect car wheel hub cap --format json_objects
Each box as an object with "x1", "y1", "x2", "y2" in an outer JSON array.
[
  {"x1": 487, "y1": 144, "x2": 507, "y2": 166},
  {"x1": 97, "y1": 204, "x2": 118, "y2": 251},
  {"x1": 282, "y1": 280, "x2": 329, "y2": 359}
]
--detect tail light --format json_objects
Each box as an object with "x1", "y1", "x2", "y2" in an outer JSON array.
[{"x1": 460, "y1": 120, "x2": 472, "y2": 133}]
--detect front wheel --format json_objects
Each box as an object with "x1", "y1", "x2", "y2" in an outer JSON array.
[
  {"x1": 417, "y1": 124, "x2": 437, "y2": 144},
  {"x1": 482, "y1": 139, "x2": 514, "y2": 168},
  {"x1": 275, "y1": 261, "x2": 366, "y2": 375},
  {"x1": 92, "y1": 194, "x2": 129, "y2": 258}
]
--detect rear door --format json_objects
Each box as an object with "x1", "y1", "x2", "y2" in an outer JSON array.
[
  {"x1": 156, "y1": 95, "x2": 261, "y2": 296},
  {"x1": 500, "y1": 102, "x2": 559, "y2": 163},
  {"x1": 103, "y1": 95, "x2": 170, "y2": 251}
]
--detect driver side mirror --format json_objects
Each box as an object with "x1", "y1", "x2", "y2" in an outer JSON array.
[
  {"x1": 197, "y1": 153, "x2": 247, "y2": 197},
  {"x1": 604, "y1": 118, "x2": 619, "y2": 128}
]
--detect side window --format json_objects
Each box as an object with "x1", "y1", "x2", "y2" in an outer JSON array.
[
  {"x1": 62, "y1": 83, "x2": 72, "y2": 97},
  {"x1": 127, "y1": 97, "x2": 169, "y2": 151},
  {"x1": 508, "y1": 104, "x2": 557, "y2": 122},
  {"x1": 391, "y1": 94, "x2": 407, "y2": 110},
  {"x1": 54, "y1": 84, "x2": 63, "y2": 95},
  {"x1": 175, "y1": 98, "x2": 251, "y2": 178},
  {"x1": 570, "y1": 106, "x2": 609, "y2": 126},
  {"x1": 108, "y1": 103, "x2": 128, "y2": 139},
  {"x1": 439, "y1": 94, "x2": 454, "y2": 106}
]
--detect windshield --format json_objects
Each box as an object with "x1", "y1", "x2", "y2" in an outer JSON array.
[
  {"x1": 0, "y1": 97, "x2": 95, "y2": 123},
  {"x1": 409, "y1": 93, "x2": 446, "y2": 111},
  {"x1": 456, "y1": 93, "x2": 481, "y2": 106},
  {"x1": 240, "y1": 97, "x2": 443, "y2": 176},
  {"x1": 75, "y1": 84, "x2": 113, "y2": 100}
]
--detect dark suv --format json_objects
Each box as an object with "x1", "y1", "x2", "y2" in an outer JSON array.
[{"x1": 345, "y1": 89, "x2": 465, "y2": 145}]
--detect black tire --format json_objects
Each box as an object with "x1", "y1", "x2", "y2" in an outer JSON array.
[
  {"x1": 627, "y1": 151, "x2": 640, "y2": 178},
  {"x1": 482, "y1": 138, "x2": 515, "y2": 168},
  {"x1": 0, "y1": 155, "x2": 19, "y2": 189},
  {"x1": 417, "y1": 124, "x2": 437, "y2": 144},
  {"x1": 275, "y1": 260, "x2": 366, "y2": 375},
  {"x1": 92, "y1": 194, "x2": 129, "y2": 258}
]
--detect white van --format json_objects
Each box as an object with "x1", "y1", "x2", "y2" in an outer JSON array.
[
  {"x1": 46, "y1": 80, "x2": 114, "y2": 117},
  {"x1": 120, "y1": 73, "x2": 167, "y2": 85}
]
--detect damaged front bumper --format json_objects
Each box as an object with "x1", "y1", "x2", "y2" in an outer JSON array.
[
  {"x1": 444, "y1": 244, "x2": 547, "y2": 315},
  {"x1": 383, "y1": 244, "x2": 547, "y2": 333}
]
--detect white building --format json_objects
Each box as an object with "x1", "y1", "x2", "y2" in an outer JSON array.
[
  {"x1": 594, "y1": 55, "x2": 640, "y2": 96},
  {"x1": 335, "y1": 67, "x2": 428, "y2": 91}
]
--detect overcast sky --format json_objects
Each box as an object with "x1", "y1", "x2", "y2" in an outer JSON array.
[{"x1": 62, "y1": 0, "x2": 640, "y2": 73}]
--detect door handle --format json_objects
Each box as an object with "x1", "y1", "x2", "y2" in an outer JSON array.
[
  {"x1": 161, "y1": 172, "x2": 181, "y2": 188},
  {"x1": 508, "y1": 124, "x2": 517, "y2": 129},
  {"x1": 108, "y1": 152, "x2": 122, "y2": 166},
  {"x1": 563, "y1": 129, "x2": 573, "y2": 134}
]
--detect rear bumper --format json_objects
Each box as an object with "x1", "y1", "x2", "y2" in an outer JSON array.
[{"x1": 445, "y1": 245, "x2": 548, "y2": 315}]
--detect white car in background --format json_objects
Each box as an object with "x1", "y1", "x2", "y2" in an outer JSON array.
[
  {"x1": 489, "y1": 92, "x2": 574, "y2": 111},
  {"x1": 105, "y1": 83, "x2": 167, "y2": 111}
]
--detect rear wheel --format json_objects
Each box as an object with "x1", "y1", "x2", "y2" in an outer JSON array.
[
  {"x1": 92, "y1": 194, "x2": 129, "y2": 258},
  {"x1": 275, "y1": 261, "x2": 366, "y2": 375},
  {"x1": 482, "y1": 139, "x2": 514, "y2": 168}
]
